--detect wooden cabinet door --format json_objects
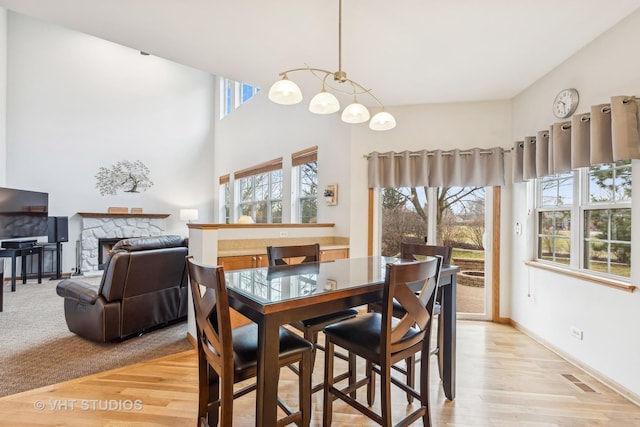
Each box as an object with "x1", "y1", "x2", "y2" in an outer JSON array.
[
  {"x1": 319, "y1": 248, "x2": 349, "y2": 262},
  {"x1": 218, "y1": 254, "x2": 269, "y2": 270},
  {"x1": 218, "y1": 255, "x2": 256, "y2": 271}
]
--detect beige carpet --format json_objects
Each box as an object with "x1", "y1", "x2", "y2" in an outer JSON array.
[{"x1": 0, "y1": 276, "x2": 191, "y2": 397}]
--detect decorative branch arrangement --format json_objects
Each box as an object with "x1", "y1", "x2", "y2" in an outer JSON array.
[{"x1": 95, "y1": 160, "x2": 154, "y2": 196}]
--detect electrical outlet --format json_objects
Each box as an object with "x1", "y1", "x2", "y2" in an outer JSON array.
[
  {"x1": 279, "y1": 231, "x2": 288, "y2": 237},
  {"x1": 570, "y1": 326, "x2": 583, "y2": 340}
]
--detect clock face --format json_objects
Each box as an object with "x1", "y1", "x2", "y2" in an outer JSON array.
[{"x1": 553, "y1": 88, "x2": 579, "y2": 118}]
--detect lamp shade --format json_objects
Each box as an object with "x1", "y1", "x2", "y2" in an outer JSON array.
[
  {"x1": 268, "y1": 78, "x2": 303, "y2": 105},
  {"x1": 369, "y1": 111, "x2": 397, "y2": 131},
  {"x1": 237, "y1": 215, "x2": 255, "y2": 224},
  {"x1": 179, "y1": 209, "x2": 199, "y2": 222},
  {"x1": 309, "y1": 91, "x2": 340, "y2": 114},
  {"x1": 341, "y1": 101, "x2": 370, "y2": 124}
]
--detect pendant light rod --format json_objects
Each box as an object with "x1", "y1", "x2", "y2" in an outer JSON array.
[{"x1": 338, "y1": 0, "x2": 342, "y2": 76}]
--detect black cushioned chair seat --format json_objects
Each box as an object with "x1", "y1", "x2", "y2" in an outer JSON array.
[
  {"x1": 232, "y1": 323, "x2": 314, "y2": 373},
  {"x1": 323, "y1": 312, "x2": 421, "y2": 362}
]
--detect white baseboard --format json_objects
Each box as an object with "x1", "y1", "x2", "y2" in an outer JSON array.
[{"x1": 510, "y1": 319, "x2": 640, "y2": 407}]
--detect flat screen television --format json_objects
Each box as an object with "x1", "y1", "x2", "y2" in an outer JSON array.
[{"x1": 0, "y1": 187, "x2": 49, "y2": 240}]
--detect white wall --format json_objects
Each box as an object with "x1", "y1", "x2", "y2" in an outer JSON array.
[
  {"x1": 510, "y1": 9, "x2": 640, "y2": 398},
  {"x1": 4, "y1": 12, "x2": 215, "y2": 274}
]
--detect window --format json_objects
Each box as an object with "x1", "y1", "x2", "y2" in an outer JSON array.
[
  {"x1": 219, "y1": 77, "x2": 261, "y2": 119},
  {"x1": 535, "y1": 161, "x2": 631, "y2": 279},
  {"x1": 220, "y1": 174, "x2": 231, "y2": 224},
  {"x1": 235, "y1": 158, "x2": 283, "y2": 223},
  {"x1": 292, "y1": 147, "x2": 318, "y2": 223},
  {"x1": 583, "y1": 161, "x2": 631, "y2": 277},
  {"x1": 536, "y1": 172, "x2": 573, "y2": 265}
]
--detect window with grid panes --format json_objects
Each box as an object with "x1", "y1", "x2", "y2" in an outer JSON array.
[
  {"x1": 535, "y1": 161, "x2": 632, "y2": 279},
  {"x1": 583, "y1": 161, "x2": 631, "y2": 277},
  {"x1": 292, "y1": 147, "x2": 318, "y2": 223},
  {"x1": 236, "y1": 158, "x2": 283, "y2": 223},
  {"x1": 537, "y1": 172, "x2": 573, "y2": 265}
]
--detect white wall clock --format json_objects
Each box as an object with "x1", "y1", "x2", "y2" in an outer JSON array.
[{"x1": 552, "y1": 88, "x2": 579, "y2": 118}]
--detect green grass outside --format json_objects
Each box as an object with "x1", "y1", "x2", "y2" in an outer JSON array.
[{"x1": 452, "y1": 248, "x2": 485, "y2": 260}]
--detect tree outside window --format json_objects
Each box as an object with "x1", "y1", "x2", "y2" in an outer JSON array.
[
  {"x1": 380, "y1": 186, "x2": 485, "y2": 257},
  {"x1": 297, "y1": 161, "x2": 317, "y2": 223}
]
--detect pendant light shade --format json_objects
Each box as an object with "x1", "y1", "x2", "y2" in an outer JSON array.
[
  {"x1": 369, "y1": 111, "x2": 397, "y2": 131},
  {"x1": 341, "y1": 101, "x2": 370, "y2": 124},
  {"x1": 268, "y1": 77, "x2": 303, "y2": 105},
  {"x1": 309, "y1": 91, "x2": 341, "y2": 114}
]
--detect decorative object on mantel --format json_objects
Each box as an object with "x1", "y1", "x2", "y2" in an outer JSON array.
[
  {"x1": 179, "y1": 208, "x2": 199, "y2": 224},
  {"x1": 131, "y1": 208, "x2": 143, "y2": 214},
  {"x1": 237, "y1": 215, "x2": 255, "y2": 224},
  {"x1": 95, "y1": 160, "x2": 154, "y2": 195},
  {"x1": 324, "y1": 184, "x2": 338, "y2": 205},
  {"x1": 108, "y1": 207, "x2": 128, "y2": 214}
]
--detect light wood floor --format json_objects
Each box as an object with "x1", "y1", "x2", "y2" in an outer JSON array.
[{"x1": 2, "y1": 320, "x2": 640, "y2": 426}]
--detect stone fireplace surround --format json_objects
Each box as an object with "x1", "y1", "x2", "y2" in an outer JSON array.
[{"x1": 78, "y1": 212, "x2": 170, "y2": 273}]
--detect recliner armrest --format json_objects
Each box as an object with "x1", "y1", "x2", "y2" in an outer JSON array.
[{"x1": 56, "y1": 279, "x2": 100, "y2": 305}]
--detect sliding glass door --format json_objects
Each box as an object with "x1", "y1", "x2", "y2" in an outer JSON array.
[{"x1": 380, "y1": 186, "x2": 492, "y2": 320}]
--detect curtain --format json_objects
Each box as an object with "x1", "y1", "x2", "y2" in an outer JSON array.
[
  {"x1": 512, "y1": 95, "x2": 640, "y2": 182},
  {"x1": 367, "y1": 147, "x2": 504, "y2": 188}
]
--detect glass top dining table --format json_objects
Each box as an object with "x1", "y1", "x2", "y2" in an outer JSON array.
[{"x1": 224, "y1": 255, "x2": 459, "y2": 427}]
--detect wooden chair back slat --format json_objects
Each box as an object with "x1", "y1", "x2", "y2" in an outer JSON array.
[
  {"x1": 266, "y1": 243, "x2": 320, "y2": 266},
  {"x1": 400, "y1": 242, "x2": 453, "y2": 265},
  {"x1": 384, "y1": 257, "x2": 442, "y2": 354}
]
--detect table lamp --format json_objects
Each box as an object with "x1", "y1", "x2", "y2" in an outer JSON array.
[{"x1": 179, "y1": 209, "x2": 199, "y2": 224}]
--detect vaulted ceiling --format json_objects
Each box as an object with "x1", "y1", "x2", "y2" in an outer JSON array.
[{"x1": 1, "y1": 0, "x2": 640, "y2": 107}]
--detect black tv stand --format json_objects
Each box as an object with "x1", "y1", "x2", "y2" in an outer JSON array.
[{"x1": 1, "y1": 240, "x2": 37, "y2": 249}]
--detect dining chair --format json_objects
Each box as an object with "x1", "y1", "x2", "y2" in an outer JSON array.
[
  {"x1": 369, "y1": 242, "x2": 452, "y2": 402},
  {"x1": 322, "y1": 256, "x2": 442, "y2": 427},
  {"x1": 186, "y1": 256, "x2": 313, "y2": 427},
  {"x1": 399, "y1": 243, "x2": 452, "y2": 373},
  {"x1": 266, "y1": 243, "x2": 358, "y2": 393}
]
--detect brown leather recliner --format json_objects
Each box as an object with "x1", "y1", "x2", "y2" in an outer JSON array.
[{"x1": 56, "y1": 235, "x2": 189, "y2": 342}]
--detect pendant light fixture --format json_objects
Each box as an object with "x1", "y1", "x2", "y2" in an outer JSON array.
[{"x1": 268, "y1": 0, "x2": 396, "y2": 131}]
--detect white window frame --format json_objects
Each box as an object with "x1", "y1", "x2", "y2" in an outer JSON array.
[
  {"x1": 236, "y1": 169, "x2": 283, "y2": 224},
  {"x1": 290, "y1": 147, "x2": 318, "y2": 224},
  {"x1": 534, "y1": 162, "x2": 632, "y2": 280}
]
